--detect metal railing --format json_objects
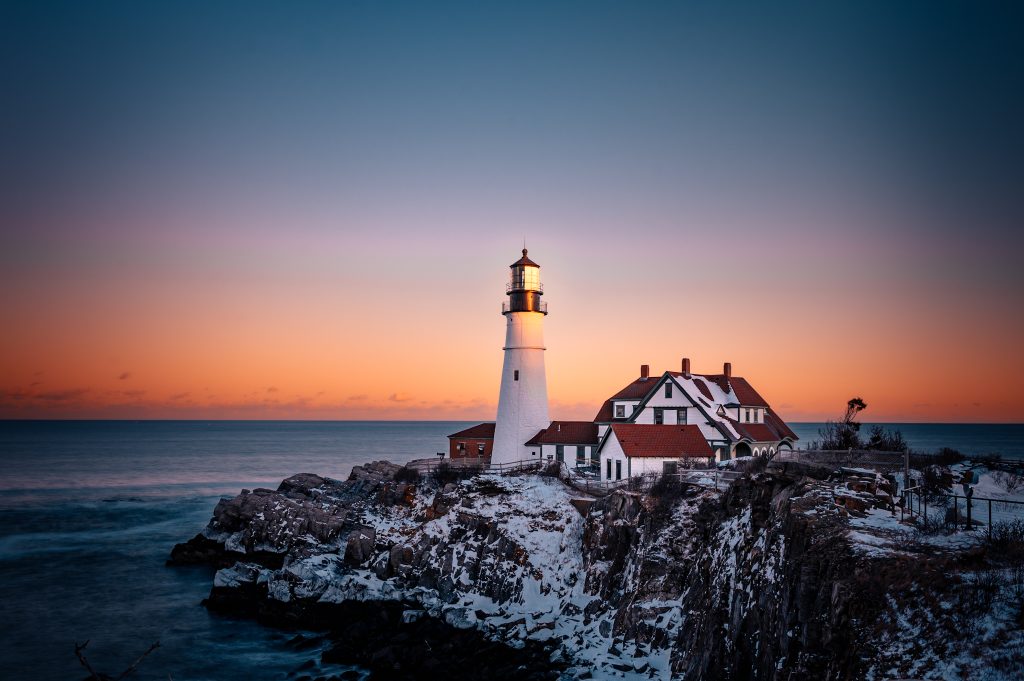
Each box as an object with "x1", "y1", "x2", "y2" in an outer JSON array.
[
  {"x1": 505, "y1": 281, "x2": 543, "y2": 293},
  {"x1": 902, "y1": 484, "x2": 1024, "y2": 538},
  {"x1": 501, "y1": 300, "x2": 548, "y2": 314}
]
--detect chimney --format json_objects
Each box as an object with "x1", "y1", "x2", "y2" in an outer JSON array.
[
  {"x1": 682, "y1": 357, "x2": 691, "y2": 378},
  {"x1": 723, "y1": 362, "x2": 732, "y2": 379},
  {"x1": 640, "y1": 364, "x2": 650, "y2": 380}
]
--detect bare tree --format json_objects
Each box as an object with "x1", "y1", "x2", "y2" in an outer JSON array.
[{"x1": 815, "y1": 397, "x2": 867, "y2": 450}]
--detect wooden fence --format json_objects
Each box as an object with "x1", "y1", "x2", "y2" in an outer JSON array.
[
  {"x1": 403, "y1": 456, "x2": 743, "y2": 497},
  {"x1": 774, "y1": 448, "x2": 908, "y2": 471}
]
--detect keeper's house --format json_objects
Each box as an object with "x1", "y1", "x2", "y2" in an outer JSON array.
[{"x1": 590, "y1": 360, "x2": 797, "y2": 469}]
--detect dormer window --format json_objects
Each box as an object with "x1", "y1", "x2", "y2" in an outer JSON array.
[
  {"x1": 615, "y1": 404, "x2": 625, "y2": 418},
  {"x1": 665, "y1": 383, "x2": 672, "y2": 398}
]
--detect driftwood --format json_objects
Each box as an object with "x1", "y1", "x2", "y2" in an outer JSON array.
[{"x1": 74, "y1": 640, "x2": 160, "y2": 680}]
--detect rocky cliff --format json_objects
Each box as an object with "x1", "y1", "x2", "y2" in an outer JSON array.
[{"x1": 170, "y1": 461, "x2": 1024, "y2": 680}]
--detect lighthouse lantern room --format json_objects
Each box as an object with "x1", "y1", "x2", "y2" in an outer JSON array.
[{"x1": 491, "y1": 249, "x2": 551, "y2": 466}]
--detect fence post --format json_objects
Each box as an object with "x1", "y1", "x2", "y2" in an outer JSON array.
[{"x1": 989, "y1": 499, "x2": 993, "y2": 541}]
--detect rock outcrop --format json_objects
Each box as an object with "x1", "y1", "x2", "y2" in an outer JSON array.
[{"x1": 171, "y1": 460, "x2": 1024, "y2": 680}]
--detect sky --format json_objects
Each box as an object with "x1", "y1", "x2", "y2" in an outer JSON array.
[{"x1": 1, "y1": 0, "x2": 1022, "y2": 422}]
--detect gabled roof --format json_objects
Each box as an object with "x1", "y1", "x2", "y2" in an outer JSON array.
[
  {"x1": 525, "y1": 429, "x2": 546, "y2": 446},
  {"x1": 532, "y1": 421, "x2": 599, "y2": 445},
  {"x1": 593, "y1": 375, "x2": 659, "y2": 422},
  {"x1": 609, "y1": 424, "x2": 714, "y2": 458},
  {"x1": 594, "y1": 399, "x2": 636, "y2": 423},
  {"x1": 447, "y1": 422, "x2": 495, "y2": 439},
  {"x1": 609, "y1": 377, "x2": 658, "y2": 400},
  {"x1": 726, "y1": 410, "x2": 798, "y2": 443},
  {"x1": 764, "y1": 409, "x2": 798, "y2": 441}
]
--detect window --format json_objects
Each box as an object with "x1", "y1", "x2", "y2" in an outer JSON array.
[
  {"x1": 555, "y1": 445, "x2": 564, "y2": 462},
  {"x1": 457, "y1": 442, "x2": 465, "y2": 452},
  {"x1": 665, "y1": 383, "x2": 672, "y2": 398},
  {"x1": 615, "y1": 460, "x2": 622, "y2": 480},
  {"x1": 514, "y1": 370, "x2": 519, "y2": 381},
  {"x1": 745, "y1": 409, "x2": 751, "y2": 423},
  {"x1": 606, "y1": 458, "x2": 612, "y2": 479},
  {"x1": 477, "y1": 443, "x2": 485, "y2": 455},
  {"x1": 615, "y1": 404, "x2": 625, "y2": 418},
  {"x1": 676, "y1": 409, "x2": 687, "y2": 425},
  {"x1": 654, "y1": 408, "x2": 664, "y2": 425},
  {"x1": 576, "y1": 446, "x2": 585, "y2": 463}
]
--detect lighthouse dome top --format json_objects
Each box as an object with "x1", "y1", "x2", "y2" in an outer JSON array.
[{"x1": 511, "y1": 248, "x2": 540, "y2": 268}]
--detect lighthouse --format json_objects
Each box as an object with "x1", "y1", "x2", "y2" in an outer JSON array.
[{"x1": 491, "y1": 249, "x2": 550, "y2": 466}]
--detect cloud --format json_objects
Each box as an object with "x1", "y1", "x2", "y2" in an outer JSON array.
[
  {"x1": 36, "y1": 388, "x2": 90, "y2": 402},
  {"x1": 120, "y1": 390, "x2": 146, "y2": 399},
  {"x1": 266, "y1": 386, "x2": 279, "y2": 393},
  {"x1": 118, "y1": 372, "x2": 131, "y2": 380},
  {"x1": 347, "y1": 394, "x2": 369, "y2": 401},
  {"x1": 388, "y1": 392, "x2": 413, "y2": 402},
  {"x1": 169, "y1": 392, "x2": 191, "y2": 401}
]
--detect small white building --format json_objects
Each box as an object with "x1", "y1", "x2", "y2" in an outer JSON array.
[
  {"x1": 524, "y1": 421, "x2": 599, "y2": 467},
  {"x1": 598, "y1": 423, "x2": 714, "y2": 482}
]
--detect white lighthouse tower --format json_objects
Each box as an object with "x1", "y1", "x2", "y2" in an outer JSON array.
[{"x1": 491, "y1": 249, "x2": 550, "y2": 466}]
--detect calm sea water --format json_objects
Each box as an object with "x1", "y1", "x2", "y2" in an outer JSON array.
[{"x1": 0, "y1": 420, "x2": 1021, "y2": 680}]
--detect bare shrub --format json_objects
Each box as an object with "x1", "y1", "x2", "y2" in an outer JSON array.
[
  {"x1": 394, "y1": 466, "x2": 421, "y2": 483},
  {"x1": 429, "y1": 462, "x2": 479, "y2": 486},
  {"x1": 864, "y1": 425, "x2": 908, "y2": 452},
  {"x1": 984, "y1": 519, "x2": 1024, "y2": 560},
  {"x1": 993, "y1": 469, "x2": 1024, "y2": 494}
]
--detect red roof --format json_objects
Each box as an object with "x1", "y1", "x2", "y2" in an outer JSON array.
[
  {"x1": 610, "y1": 377, "x2": 658, "y2": 400},
  {"x1": 726, "y1": 377, "x2": 769, "y2": 407},
  {"x1": 533, "y1": 421, "x2": 599, "y2": 445},
  {"x1": 668, "y1": 372, "x2": 769, "y2": 407},
  {"x1": 525, "y1": 429, "x2": 546, "y2": 446},
  {"x1": 447, "y1": 422, "x2": 495, "y2": 439},
  {"x1": 727, "y1": 410, "x2": 798, "y2": 442},
  {"x1": 593, "y1": 375, "x2": 658, "y2": 422},
  {"x1": 609, "y1": 424, "x2": 713, "y2": 458},
  {"x1": 765, "y1": 409, "x2": 798, "y2": 440}
]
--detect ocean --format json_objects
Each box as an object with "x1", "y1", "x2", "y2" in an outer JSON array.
[{"x1": 1, "y1": 419, "x2": 1021, "y2": 680}]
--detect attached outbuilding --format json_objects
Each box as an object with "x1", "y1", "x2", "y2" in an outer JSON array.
[
  {"x1": 598, "y1": 423, "x2": 714, "y2": 482},
  {"x1": 524, "y1": 420, "x2": 599, "y2": 467},
  {"x1": 447, "y1": 422, "x2": 495, "y2": 461}
]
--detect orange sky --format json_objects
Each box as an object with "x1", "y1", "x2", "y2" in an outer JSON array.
[{"x1": 2, "y1": 226, "x2": 1022, "y2": 423}]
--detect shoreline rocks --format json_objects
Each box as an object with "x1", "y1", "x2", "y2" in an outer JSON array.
[{"x1": 170, "y1": 459, "x2": 1023, "y2": 680}]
